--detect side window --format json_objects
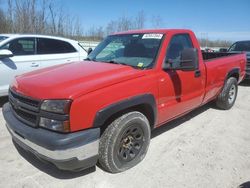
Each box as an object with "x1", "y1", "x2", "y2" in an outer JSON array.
[
  {"x1": 37, "y1": 38, "x2": 77, "y2": 54},
  {"x1": 228, "y1": 43, "x2": 237, "y2": 52},
  {"x1": 1, "y1": 38, "x2": 35, "y2": 56},
  {"x1": 166, "y1": 34, "x2": 193, "y2": 62}
]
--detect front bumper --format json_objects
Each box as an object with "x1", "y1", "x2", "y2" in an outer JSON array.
[{"x1": 3, "y1": 103, "x2": 100, "y2": 171}]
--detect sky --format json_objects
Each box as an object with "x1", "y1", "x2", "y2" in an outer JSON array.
[{"x1": 2, "y1": 0, "x2": 250, "y2": 41}]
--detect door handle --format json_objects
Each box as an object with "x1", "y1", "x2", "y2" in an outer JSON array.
[
  {"x1": 194, "y1": 70, "x2": 201, "y2": 77},
  {"x1": 31, "y1": 63, "x2": 39, "y2": 67}
]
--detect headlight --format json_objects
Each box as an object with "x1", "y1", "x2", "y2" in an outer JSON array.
[
  {"x1": 41, "y1": 100, "x2": 71, "y2": 114},
  {"x1": 40, "y1": 117, "x2": 70, "y2": 132}
]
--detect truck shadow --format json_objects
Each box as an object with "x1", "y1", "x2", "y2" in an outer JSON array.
[
  {"x1": 13, "y1": 141, "x2": 96, "y2": 179},
  {"x1": 151, "y1": 102, "x2": 213, "y2": 138},
  {"x1": 240, "y1": 79, "x2": 250, "y2": 87},
  {"x1": 0, "y1": 96, "x2": 8, "y2": 108}
]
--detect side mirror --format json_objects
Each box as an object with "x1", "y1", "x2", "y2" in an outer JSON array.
[
  {"x1": 163, "y1": 48, "x2": 198, "y2": 71},
  {"x1": 0, "y1": 49, "x2": 13, "y2": 59},
  {"x1": 179, "y1": 48, "x2": 198, "y2": 71},
  {"x1": 87, "y1": 48, "x2": 93, "y2": 55}
]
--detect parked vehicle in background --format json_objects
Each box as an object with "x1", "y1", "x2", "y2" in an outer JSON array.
[
  {"x1": 0, "y1": 34, "x2": 88, "y2": 96},
  {"x1": 204, "y1": 48, "x2": 215, "y2": 52},
  {"x1": 228, "y1": 41, "x2": 250, "y2": 79},
  {"x1": 219, "y1": 48, "x2": 228, "y2": 52},
  {"x1": 3, "y1": 29, "x2": 246, "y2": 173}
]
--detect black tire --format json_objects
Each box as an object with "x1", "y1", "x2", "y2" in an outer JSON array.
[
  {"x1": 216, "y1": 77, "x2": 238, "y2": 110},
  {"x1": 98, "y1": 111, "x2": 151, "y2": 173}
]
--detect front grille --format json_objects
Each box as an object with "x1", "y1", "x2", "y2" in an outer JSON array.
[
  {"x1": 10, "y1": 90, "x2": 39, "y2": 107},
  {"x1": 9, "y1": 89, "x2": 41, "y2": 127}
]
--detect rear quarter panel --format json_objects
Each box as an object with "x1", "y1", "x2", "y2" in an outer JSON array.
[{"x1": 202, "y1": 53, "x2": 246, "y2": 104}]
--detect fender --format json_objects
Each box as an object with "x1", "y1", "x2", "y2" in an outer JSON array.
[{"x1": 93, "y1": 94, "x2": 157, "y2": 128}]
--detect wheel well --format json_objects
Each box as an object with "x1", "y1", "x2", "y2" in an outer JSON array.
[
  {"x1": 227, "y1": 69, "x2": 239, "y2": 81},
  {"x1": 100, "y1": 104, "x2": 155, "y2": 134},
  {"x1": 228, "y1": 73, "x2": 239, "y2": 81}
]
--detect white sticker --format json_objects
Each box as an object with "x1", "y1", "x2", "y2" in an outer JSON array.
[{"x1": 142, "y1": 33, "x2": 163, "y2": 39}]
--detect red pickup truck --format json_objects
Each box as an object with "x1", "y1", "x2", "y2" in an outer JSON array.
[{"x1": 3, "y1": 29, "x2": 246, "y2": 173}]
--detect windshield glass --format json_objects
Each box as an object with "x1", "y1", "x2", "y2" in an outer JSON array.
[
  {"x1": 87, "y1": 33, "x2": 164, "y2": 68},
  {"x1": 0, "y1": 36, "x2": 8, "y2": 42},
  {"x1": 228, "y1": 41, "x2": 250, "y2": 52}
]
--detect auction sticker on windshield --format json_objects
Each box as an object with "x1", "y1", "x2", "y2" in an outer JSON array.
[{"x1": 142, "y1": 33, "x2": 163, "y2": 39}]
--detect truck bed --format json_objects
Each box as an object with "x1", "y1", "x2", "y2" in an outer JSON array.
[
  {"x1": 202, "y1": 53, "x2": 246, "y2": 104},
  {"x1": 202, "y1": 52, "x2": 240, "y2": 61}
]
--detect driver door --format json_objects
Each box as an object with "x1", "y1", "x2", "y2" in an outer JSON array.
[{"x1": 158, "y1": 34, "x2": 205, "y2": 124}]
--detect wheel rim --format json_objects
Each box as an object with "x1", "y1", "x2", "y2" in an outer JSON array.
[
  {"x1": 117, "y1": 125, "x2": 144, "y2": 163},
  {"x1": 228, "y1": 84, "x2": 236, "y2": 104}
]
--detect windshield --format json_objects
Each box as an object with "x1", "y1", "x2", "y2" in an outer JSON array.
[
  {"x1": 0, "y1": 36, "x2": 8, "y2": 42},
  {"x1": 87, "y1": 33, "x2": 164, "y2": 68},
  {"x1": 228, "y1": 41, "x2": 250, "y2": 52}
]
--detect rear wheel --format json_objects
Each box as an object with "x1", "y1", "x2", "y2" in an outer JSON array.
[
  {"x1": 216, "y1": 77, "x2": 238, "y2": 110},
  {"x1": 98, "y1": 111, "x2": 151, "y2": 173}
]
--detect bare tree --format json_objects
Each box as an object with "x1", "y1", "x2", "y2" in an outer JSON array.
[
  {"x1": 0, "y1": 2, "x2": 234, "y2": 46},
  {"x1": 134, "y1": 10, "x2": 146, "y2": 29},
  {"x1": 198, "y1": 38, "x2": 232, "y2": 48},
  {"x1": 0, "y1": 9, "x2": 8, "y2": 33},
  {"x1": 73, "y1": 17, "x2": 83, "y2": 40},
  {"x1": 48, "y1": 2, "x2": 56, "y2": 34},
  {"x1": 151, "y1": 15, "x2": 163, "y2": 28},
  {"x1": 35, "y1": 0, "x2": 46, "y2": 33},
  {"x1": 106, "y1": 20, "x2": 117, "y2": 35},
  {"x1": 117, "y1": 15, "x2": 133, "y2": 31},
  {"x1": 105, "y1": 12, "x2": 146, "y2": 36},
  {"x1": 0, "y1": 0, "x2": 83, "y2": 38},
  {"x1": 7, "y1": 0, "x2": 14, "y2": 32},
  {"x1": 86, "y1": 26, "x2": 104, "y2": 40}
]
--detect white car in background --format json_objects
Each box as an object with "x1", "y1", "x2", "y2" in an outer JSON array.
[{"x1": 0, "y1": 34, "x2": 87, "y2": 96}]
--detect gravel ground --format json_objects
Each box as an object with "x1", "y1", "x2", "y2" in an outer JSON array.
[{"x1": 0, "y1": 81, "x2": 250, "y2": 188}]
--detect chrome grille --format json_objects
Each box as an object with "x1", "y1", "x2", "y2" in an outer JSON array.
[{"x1": 9, "y1": 89, "x2": 41, "y2": 127}]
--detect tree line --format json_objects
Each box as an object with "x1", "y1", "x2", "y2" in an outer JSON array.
[
  {"x1": 0, "y1": 0, "x2": 83, "y2": 39},
  {"x1": 199, "y1": 38, "x2": 232, "y2": 48},
  {"x1": 0, "y1": 0, "x2": 154, "y2": 40},
  {"x1": 0, "y1": 0, "x2": 232, "y2": 47}
]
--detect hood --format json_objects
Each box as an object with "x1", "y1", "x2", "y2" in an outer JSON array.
[{"x1": 12, "y1": 61, "x2": 146, "y2": 99}]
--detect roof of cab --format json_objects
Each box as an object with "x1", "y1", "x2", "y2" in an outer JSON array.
[{"x1": 112, "y1": 29, "x2": 193, "y2": 35}]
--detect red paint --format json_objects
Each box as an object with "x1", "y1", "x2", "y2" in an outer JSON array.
[{"x1": 11, "y1": 29, "x2": 246, "y2": 132}]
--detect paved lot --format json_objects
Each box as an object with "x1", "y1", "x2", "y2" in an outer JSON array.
[{"x1": 0, "y1": 81, "x2": 250, "y2": 188}]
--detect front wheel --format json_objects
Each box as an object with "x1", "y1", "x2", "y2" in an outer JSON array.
[
  {"x1": 98, "y1": 111, "x2": 151, "y2": 173},
  {"x1": 216, "y1": 77, "x2": 238, "y2": 110}
]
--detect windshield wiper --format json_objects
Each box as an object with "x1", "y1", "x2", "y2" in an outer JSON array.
[
  {"x1": 84, "y1": 57, "x2": 96, "y2": 61},
  {"x1": 103, "y1": 60, "x2": 141, "y2": 69},
  {"x1": 105, "y1": 60, "x2": 130, "y2": 66},
  {"x1": 106, "y1": 60, "x2": 124, "y2": 65}
]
